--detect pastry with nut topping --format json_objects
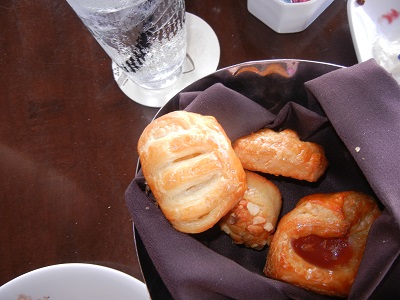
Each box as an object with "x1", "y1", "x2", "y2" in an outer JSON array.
[{"x1": 220, "y1": 170, "x2": 282, "y2": 250}]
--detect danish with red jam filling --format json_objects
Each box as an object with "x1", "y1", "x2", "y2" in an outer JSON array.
[{"x1": 264, "y1": 191, "x2": 381, "y2": 297}]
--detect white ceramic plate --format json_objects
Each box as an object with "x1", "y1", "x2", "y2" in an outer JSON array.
[
  {"x1": 0, "y1": 263, "x2": 150, "y2": 300},
  {"x1": 347, "y1": 0, "x2": 400, "y2": 81}
]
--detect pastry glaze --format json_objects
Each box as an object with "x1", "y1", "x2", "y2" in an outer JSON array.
[
  {"x1": 264, "y1": 191, "x2": 381, "y2": 297},
  {"x1": 232, "y1": 128, "x2": 328, "y2": 182},
  {"x1": 137, "y1": 111, "x2": 247, "y2": 233},
  {"x1": 220, "y1": 170, "x2": 282, "y2": 249}
]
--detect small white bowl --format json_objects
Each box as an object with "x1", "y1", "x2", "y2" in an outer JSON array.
[
  {"x1": 0, "y1": 263, "x2": 150, "y2": 300},
  {"x1": 247, "y1": 0, "x2": 334, "y2": 33}
]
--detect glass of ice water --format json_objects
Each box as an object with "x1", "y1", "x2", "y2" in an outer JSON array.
[{"x1": 66, "y1": 0, "x2": 187, "y2": 90}]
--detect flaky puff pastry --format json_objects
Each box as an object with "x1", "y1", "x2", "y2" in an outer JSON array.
[
  {"x1": 264, "y1": 191, "x2": 381, "y2": 297},
  {"x1": 232, "y1": 128, "x2": 328, "y2": 182},
  {"x1": 137, "y1": 111, "x2": 247, "y2": 234},
  {"x1": 220, "y1": 171, "x2": 282, "y2": 250}
]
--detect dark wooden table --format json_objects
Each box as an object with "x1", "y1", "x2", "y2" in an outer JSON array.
[{"x1": 0, "y1": 0, "x2": 357, "y2": 286}]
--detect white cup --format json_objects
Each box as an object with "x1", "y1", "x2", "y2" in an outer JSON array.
[{"x1": 248, "y1": 0, "x2": 334, "y2": 34}]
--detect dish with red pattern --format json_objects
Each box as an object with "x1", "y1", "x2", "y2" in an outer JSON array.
[{"x1": 348, "y1": 0, "x2": 400, "y2": 82}]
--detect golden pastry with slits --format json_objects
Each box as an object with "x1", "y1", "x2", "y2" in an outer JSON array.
[
  {"x1": 137, "y1": 111, "x2": 247, "y2": 234},
  {"x1": 264, "y1": 191, "x2": 381, "y2": 297}
]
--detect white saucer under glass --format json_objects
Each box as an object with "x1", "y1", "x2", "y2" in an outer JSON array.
[{"x1": 112, "y1": 13, "x2": 221, "y2": 108}]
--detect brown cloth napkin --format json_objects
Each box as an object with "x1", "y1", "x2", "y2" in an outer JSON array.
[{"x1": 125, "y1": 59, "x2": 400, "y2": 300}]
